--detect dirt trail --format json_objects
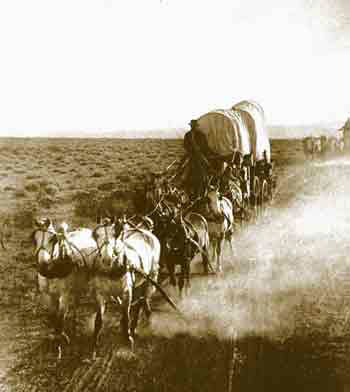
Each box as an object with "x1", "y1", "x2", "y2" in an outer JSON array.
[
  {"x1": 3, "y1": 156, "x2": 350, "y2": 391},
  {"x1": 224, "y1": 157, "x2": 350, "y2": 391}
]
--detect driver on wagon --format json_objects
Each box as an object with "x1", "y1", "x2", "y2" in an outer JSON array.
[{"x1": 174, "y1": 119, "x2": 211, "y2": 200}]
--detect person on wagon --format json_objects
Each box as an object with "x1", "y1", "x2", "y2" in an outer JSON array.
[{"x1": 173, "y1": 119, "x2": 211, "y2": 200}]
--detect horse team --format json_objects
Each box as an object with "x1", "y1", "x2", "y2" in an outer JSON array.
[{"x1": 31, "y1": 174, "x2": 238, "y2": 361}]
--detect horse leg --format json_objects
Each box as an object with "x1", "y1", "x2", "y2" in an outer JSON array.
[
  {"x1": 130, "y1": 280, "x2": 153, "y2": 336},
  {"x1": 227, "y1": 230, "x2": 236, "y2": 258},
  {"x1": 216, "y1": 237, "x2": 225, "y2": 273},
  {"x1": 92, "y1": 294, "x2": 106, "y2": 361},
  {"x1": 143, "y1": 297, "x2": 152, "y2": 323},
  {"x1": 168, "y1": 261, "x2": 177, "y2": 287},
  {"x1": 120, "y1": 289, "x2": 134, "y2": 351},
  {"x1": 178, "y1": 264, "x2": 185, "y2": 299},
  {"x1": 185, "y1": 260, "x2": 191, "y2": 296},
  {"x1": 69, "y1": 289, "x2": 79, "y2": 339},
  {"x1": 211, "y1": 239, "x2": 218, "y2": 273},
  {"x1": 55, "y1": 295, "x2": 70, "y2": 361},
  {"x1": 143, "y1": 280, "x2": 155, "y2": 324},
  {"x1": 130, "y1": 300, "x2": 143, "y2": 339},
  {"x1": 211, "y1": 238, "x2": 219, "y2": 273},
  {"x1": 202, "y1": 248, "x2": 210, "y2": 275},
  {"x1": 46, "y1": 293, "x2": 58, "y2": 331},
  {"x1": 44, "y1": 294, "x2": 60, "y2": 359}
]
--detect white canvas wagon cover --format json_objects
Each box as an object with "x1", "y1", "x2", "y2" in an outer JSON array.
[{"x1": 194, "y1": 100, "x2": 271, "y2": 162}]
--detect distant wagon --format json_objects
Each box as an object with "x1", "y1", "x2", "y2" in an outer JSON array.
[
  {"x1": 339, "y1": 118, "x2": 350, "y2": 152},
  {"x1": 302, "y1": 136, "x2": 323, "y2": 160},
  {"x1": 182, "y1": 100, "x2": 276, "y2": 219}
]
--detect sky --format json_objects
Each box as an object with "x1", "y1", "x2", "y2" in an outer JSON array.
[{"x1": 0, "y1": 0, "x2": 350, "y2": 136}]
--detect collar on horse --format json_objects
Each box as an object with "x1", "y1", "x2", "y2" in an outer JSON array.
[
  {"x1": 34, "y1": 229, "x2": 88, "y2": 270},
  {"x1": 34, "y1": 229, "x2": 77, "y2": 279},
  {"x1": 95, "y1": 224, "x2": 153, "y2": 277},
  {"x1": 33, "y1": 229, "x2": 57, "y2": 260}
]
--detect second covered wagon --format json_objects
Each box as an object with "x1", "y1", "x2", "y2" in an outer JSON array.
[{"x1": 183, "y1": 100, "x2": 276, "y2": 218}]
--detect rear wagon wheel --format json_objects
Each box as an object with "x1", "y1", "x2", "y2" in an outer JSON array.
[
  {"x1": 261, "y1": 179, "x2": 269, "y2": 217},
  {"x1": 252, "y1": 177, "x2": 260, "y2": 221}
]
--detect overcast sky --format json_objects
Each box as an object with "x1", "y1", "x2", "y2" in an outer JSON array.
[{"x1": 0, "y1": 0, "x2": 350, "y2": 136}]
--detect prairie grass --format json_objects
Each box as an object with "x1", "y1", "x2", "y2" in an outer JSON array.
[{"x1": 3, "y1": 137, "x2": 337, "y2": 392}]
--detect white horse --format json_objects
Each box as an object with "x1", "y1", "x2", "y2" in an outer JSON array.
[
  {"x1": 205, "y1": 188, "x2": 235, "y2": 272},
  {"x1": 31, "y1": 218, "x2": 96, "y2": 360},
  {"x1": 191, "y1": 187, "x2": 235, "y2": 272},
  {"x1": 91, "y1": 219, "x2": 162, "y2": 359}
]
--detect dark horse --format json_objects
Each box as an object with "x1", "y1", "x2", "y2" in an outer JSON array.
[{"x1": 153, "y1": 208, "x2": 211, "y2": 297}]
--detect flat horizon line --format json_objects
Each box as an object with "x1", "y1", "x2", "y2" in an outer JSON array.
[{"x1": 0, "y1": 121, "x2": 344, "y2": 139}]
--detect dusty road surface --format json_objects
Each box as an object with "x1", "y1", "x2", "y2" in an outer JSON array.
[{"x1": 2, "y1": 154, "x2": 350, "y2": 391}]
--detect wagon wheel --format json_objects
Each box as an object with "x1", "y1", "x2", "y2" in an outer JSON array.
[
  {"x1": 252, "y1": 177, "x2": 260, "y2": 221},
  {"x1": 268, "y1": 176, "x2": 276, "y2": 204},
  {"x1": 260, "y1": 179, "x2": 269, "y2": 218},
  {"x1": 240, "y1": 197, "x2": 249, "y2": 226}
]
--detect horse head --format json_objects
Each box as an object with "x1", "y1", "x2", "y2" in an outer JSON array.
[
  {"x1": 93, "y1": 216, "x2": 133, "y2": 276},
  {"x1": 32, "y1": 219, "x2": 76, "y2": 279},
  {"x1": 92, "y1": 218, "x2": 117, "y2": 267},
  {"x1": 205, "y1": 186, "x2": 226, "y2": 223},
  {"x1": 32, "y1": 217, "x2": 56, "y2": 259},
  {"x1": 162, "y1": 215, "x2": 187, "y2": 257}
]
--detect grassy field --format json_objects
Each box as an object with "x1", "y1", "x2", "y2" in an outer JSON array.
[
  {"x1": 0, "y1": 137, "x2": 301, "y2": 220},
  {"x1": 3, "y1": 137, "x2": 350, "y2": 392}
]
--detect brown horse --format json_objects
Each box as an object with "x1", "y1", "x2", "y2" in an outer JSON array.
[{"x1": 153, "y1": 210, "x2": 211, "y2": 297}]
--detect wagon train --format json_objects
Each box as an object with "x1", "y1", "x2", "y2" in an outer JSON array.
[
  {"x1": 137, "y1": 101, "x2": 278, "y2": 296},
  {"x1": 30, "y1": 100, "x2": 279, "y2": 361},
  {"x1": 144, "y1": 100, "x2": 277, "y2": 224}
]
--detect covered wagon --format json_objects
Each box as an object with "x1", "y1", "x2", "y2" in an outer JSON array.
[
  {"x1": 339, "y1": 117, "x2": 350, "y2": 152},
  {"x1": 181, "y1": 100, "x2": 275, "y2": 218}
]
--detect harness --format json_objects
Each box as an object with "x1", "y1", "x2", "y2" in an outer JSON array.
[
  {"x1": 34, "y1": 228, "x2": 90, "y2": 278},
  {"x1": 34, "y1": 230, "x2": 74, "y2": 279},
  {"x1": 33, "y1": 229, "x2": 57, "y2": 260},
  {"x1": 94, "y1": 224, "x2": 155, "y2": 281},
  {"x1": 94, "y1": 224, "x2": 113, "y2": 258},
  {"x1": 205, "y1": 196, "x2": 231, "y2": 226},
  {"x1": 93, "y1": 223, "x2": 183, "y2": 316}
]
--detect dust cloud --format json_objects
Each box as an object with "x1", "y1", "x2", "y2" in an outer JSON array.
[{"x1": 150, "y1": 159, "x2": 350, "y2": 342}]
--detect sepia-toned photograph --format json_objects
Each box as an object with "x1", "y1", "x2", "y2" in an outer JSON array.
[{"x1": 1, "y1": 1, "x2": 350, "y2": 391}]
